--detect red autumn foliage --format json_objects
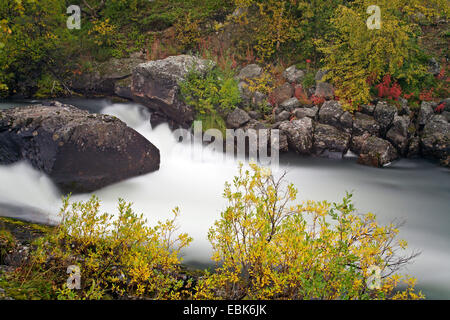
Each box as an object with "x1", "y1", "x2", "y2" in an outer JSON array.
[
  {"x1": 435, "y1": 103, "x2": 445, "y2": 113},
  {"x1": 419, "y1": 88, "x2": 434, "y2": 101},
  {"x1": 403, "y1": 92, "x2": 414, "y2": 99},
  {"x1": 437, "y1": 68, "x2": 445, "y2": 80},
  {"x1": 311, "y1": 94, "x2": 325, "y2": 105},
  {"x1": 268, "y1": 92, "x2": 277, "y2": 106},
  {"x1": 375, "y1": 74, "x2": 402, "y2": 100},
  {"x1": 294, "y1": 85, "x2": 307, "y2": 100}
]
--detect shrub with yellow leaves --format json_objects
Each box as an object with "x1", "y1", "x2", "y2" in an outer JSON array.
[
  {"x1": 30, "y1": 195, "x2": 192, "y2": 300},
  {"x1": 317, "y1": 0, "x2": 449, "y2": 110},
  {"x1": 195, "y1": 162, "x2": 424, "y2": 300}
]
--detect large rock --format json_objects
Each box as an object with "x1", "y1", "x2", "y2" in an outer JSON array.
[
  {"x1": 282, "y1": 65, "x2": 305, "y2": 84},
  {"x1": 314, "y1": 82, "x2": 334, "y2": 100},
  {"x1": 238, "y1": 64, "x2": 263, "y2": 81},
  {"x1": 131, "y1": 55, "x2": 214, "y2": 127},
  {"x1": 386, "y1": 115, "x2": 411, "y2": 155},
  {"x1": 271, "y1": 83, "x2": 294, "y2": 106},
  {"x1": 353, "y1": 112, "x2": 380, "y2": 136},
  {"x1": 279, "y1": 118, "x2": 313, "y2": 154},
  {"x1": 352, "y1": 133, "x2": 398, "y2": 167},
  {"x1": 339, "y1": 111, "x2": 353, "y2": 133},
  {"x1": 421, "y1": 115, "x2": 449, "y2": 161},
  {"x1": 374, "y1": 102, "x2": 397, "y2": 136},
  {"x1": 275, "y1": 110, "x2": 291, "y2": 122},
  {"x1": 0, "y1": 102, "x2": 160, "y2": 193},
  {"x1": 294, "y1": 106, "x2": 318, "y2": 119},
  {"x1": 318, "y1": 100, "x2": 344, "y2": 127},
  {"x1": 280, "y1": 97, "x2": 301, "y2": 112},
  {"x1": 314, "y1": 124, "x2": 351, "y2": 158},
  {"x1": 70, "y1": 56, "x2": 145, "y2": 95},
  {"x1": 418, "y1": 101, "x2": 435, "y2": 127},
  {"x1": 315, "y1": 69, "x2": 329, "y2": 82},
  {"x1": 440, "y1": 98, "x2": 450, "y2": 112},
  {"x1": 226, "y1": 108, "x2": 251, "y2": 129}
]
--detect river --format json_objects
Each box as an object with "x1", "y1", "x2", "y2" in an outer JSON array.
[{"x1": 1, "y1": 98, "x2": 449, "y2": 299}]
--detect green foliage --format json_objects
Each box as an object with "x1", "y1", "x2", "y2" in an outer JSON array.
[
  {"x1": 180, "y1": 64, "x2": 241, "y2": 132},
  {"x1": 0, "y1": 0, "x2": 75, "y2": 96},
  {"x1": 15, "y1": 195, "x2": 192, "y2": 300},
  {"x1": 35, "y1": 74, "x2": 65, "y2": 99},
  {"x1": 302, "y1": 71, "x2": 316, "y2": 89},
  {"x1": 317, "y1": 0, "x2": 448, "y2": 110},
  {"x1": 0, "y1": 272, "x2": 55, "y2": 300},
  {"x1": 195, "y1": 163, "x2": 423, "y2": 300},
  {"x1": 0, "y1": 229, "x2": 15, "y2": 264}
]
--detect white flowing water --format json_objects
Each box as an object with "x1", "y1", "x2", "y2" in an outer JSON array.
[{"x1": 0, "y1": 99, "x2": 449, "y2": 299}]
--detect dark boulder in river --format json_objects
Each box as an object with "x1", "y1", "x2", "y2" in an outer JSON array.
[{"x1": 0, "y1": 102, "x2": 160, "y2": 193}]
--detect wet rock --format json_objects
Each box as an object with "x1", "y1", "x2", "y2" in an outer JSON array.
[
  {"x1": 353, "y1": 112, "x2": 379, "y2": 136},
  {"x1": 283, "y1": 65, "x2": 305, "y2": 84},
  {"x1": 131, "y1": 55, "x2": 214, "y2": 127},
  {"x1": 374, "y1": 102, "x2": 397, "y2": 136},
  {"x1": 0, "y1": 102, "x2": 160, "y2": 193},
  {"x1": 421, "y1": 115, "x2": 449, "y2": 161},
  {"x1": 314, "y1": 124, "x2": 351, "y2": 158},
  {"x1": 226, "y1": 108, "x2": 251, "y2": 129},
  {"x1": 279, "y1": 118, "x2": 313, "y2": 154},
  {"x1": 352, "y1": 133, "x2": 398, "y2": 167},
  {"x1": 114, "y1": 77, "x2": 133, "y2": 100},
  {"x1": 386, "y1": 115, "x2": 411, "y2": 155}
]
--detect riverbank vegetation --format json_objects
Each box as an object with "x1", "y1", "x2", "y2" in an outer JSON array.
[
  {"x1": 0, "y1": 163, "x2": 424, "y2": 300},
  {"x1": 0, "y1": 0, "x2": 448, "y2": 112}
]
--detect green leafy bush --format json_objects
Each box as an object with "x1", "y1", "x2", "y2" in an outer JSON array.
[
  {"x1": 180, "y1": 64, "x2": 241, "y2": 132},
  {"x1": 317, "y1": 0, "x2": 449, "y2": 110}
]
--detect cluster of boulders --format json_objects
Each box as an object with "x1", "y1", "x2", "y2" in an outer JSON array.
[
  {"x1": 84, "y1": 54, "x2": 448, "y2": 168},
  {"x1": 0, "y1": 102, "x2": 160, "y2": 193},
  {"x1": 233, "y1": 77, "x2": 449, "y2": 167}
]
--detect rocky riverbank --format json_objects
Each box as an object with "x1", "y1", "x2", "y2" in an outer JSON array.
[
  {"x1": 90, "y1": 54, "x2": 448, "y2": 168},
  {"x1": 3, "y1": 54, "x2": 448, "y2": 174}
]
